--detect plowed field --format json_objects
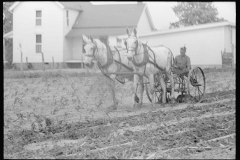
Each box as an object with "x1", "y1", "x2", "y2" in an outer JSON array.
[{"x1": 4, "y1": 68, "x2": 235, "y2": 159}]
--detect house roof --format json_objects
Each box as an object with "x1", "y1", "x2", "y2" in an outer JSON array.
[
  {"x1": 9, "y1": 1, "x2": 91, "y2": 11},
  {"x1": 118, "y1": 21, "x2": 236, "y2": 39},
  {"x1": 67, "y1": 3, "x2": 155, "y2": 36},
  {"x1": 73, "y1": 4, "x2": 146, "y2": 28},
  {"x1": 58, "y1": 1, "x2": 93, "y2": 10}
]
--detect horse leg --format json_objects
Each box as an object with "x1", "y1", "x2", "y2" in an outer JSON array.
[
  {"x1": 133, "y1": 74, "x2": 140, "y2": 108},
  {"x1": 159, "y1": 74, "x2": 167, "y2": 104},
  {"x1": 109, "y1": 77, "x2": 118, "y2": 110},
  {"x1": 139, "y1": 76, "x2": 144, "y2": 106},
  {"x1": 168, "y1": 73, "x2": 176, "y2": 103},
  {"x1": 149, "y1": 74, "x2": 156, "y2": 108}
]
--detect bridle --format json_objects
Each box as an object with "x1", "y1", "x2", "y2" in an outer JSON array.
[
  {"x1": 84, "y1": 40, "x2": 114, "y2": 69},
  {"x1": 84, "y1": 42, "x2": 98, "y2": 59},
  {"x1": 124, "y1": 36, "x2": 142, "y2": 56}
]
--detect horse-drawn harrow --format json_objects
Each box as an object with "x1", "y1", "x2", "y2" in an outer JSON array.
[
  {"x1": 145, "y1": 67, "x2": 206, "y2": 103},
  {"x1": 103, "y1": 65, "x2": 206, "y2": 104},
  {"x1": 83, "y1": 34, "x2": 206, "y2": 105}
]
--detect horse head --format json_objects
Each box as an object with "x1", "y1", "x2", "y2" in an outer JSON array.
[
  {"x1": 125, "y1": 28, "x2": 140, "y2": 61},
  {"x1": 82, "y1": 35, "x2": 97, "y2": 68}
]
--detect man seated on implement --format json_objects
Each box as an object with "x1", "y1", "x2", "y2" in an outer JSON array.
[{"x1": 173, "y1": 46, "x2": 191, "y2": 77}]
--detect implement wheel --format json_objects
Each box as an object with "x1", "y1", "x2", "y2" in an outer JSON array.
[
  {"x1": 145, "y1": 73, "x2": 163, "y2": 103},
  {"x1": 187, "y1": 67, "x2": 206, "y2": 103}
]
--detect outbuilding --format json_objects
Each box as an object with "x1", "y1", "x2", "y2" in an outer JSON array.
[{"x1": 119, "y1": 21, "x2": 236, "y2": 68}]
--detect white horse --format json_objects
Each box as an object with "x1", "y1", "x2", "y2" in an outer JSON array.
[
  {"x1": 82, "y1": 35, "x2": 144, "y2": 110},
  {"x1": 124, "y1": 28, "x2": 176, "y2": 108}
]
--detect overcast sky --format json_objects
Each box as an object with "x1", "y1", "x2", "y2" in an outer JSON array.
[{"x1": 91, "y1": 2, "x2": 236, "y2": 30}]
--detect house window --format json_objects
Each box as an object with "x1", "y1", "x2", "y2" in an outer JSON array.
[
  {"x1": 36, "y1": 34, "x2": 42, "y2": 53},
  {"x1": 66, "y1": 10, "x2": 69, "y2": 26},
  {"x1": 117, "y1": 38, "x2": 122, "y2": 48},
  {"x1": 36, "y1": 10, "x2": 42, "y2": 26}
]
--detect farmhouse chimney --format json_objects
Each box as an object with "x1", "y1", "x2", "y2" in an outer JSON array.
[{"x1": 137, "y1": 1, "x2": 143, "y2": 4}]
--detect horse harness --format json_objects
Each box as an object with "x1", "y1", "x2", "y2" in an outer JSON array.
[
  {"x1": 86, "y1": 41, "x2": 134, "y2": 84},
  {"x1": 124, "y1": 36, "x2": 167, "y2": 75}
]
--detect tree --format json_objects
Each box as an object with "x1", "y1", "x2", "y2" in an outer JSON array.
[
  {"x1": 3, "y1": 2, "x2": 13, "y2": 33},
  {"x1": 169, "y1": 2, "x2": 226, "y2": 29},
  {"x1": 3, "y1": 2, "x2": 14, "y2": 63}
]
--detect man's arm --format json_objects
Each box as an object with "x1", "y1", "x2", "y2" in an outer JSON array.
[{"x1": 173, "y1": 56, "x2": 180, "y2": 68}]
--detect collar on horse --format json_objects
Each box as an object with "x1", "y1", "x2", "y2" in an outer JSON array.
[
  {"x1": 97, "y1": 43, "x2": 114, "y2": 69},
  {"x1": 132, "y1": 43, "x2": 149, "y2": 67},
  {"x1": 132, "y1": 43, "x2": 166, "y2": 73}
]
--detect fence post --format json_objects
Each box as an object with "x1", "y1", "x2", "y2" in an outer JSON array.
[
  {"x1": 221, "y1": 50, "x2": 223, "y2": 68},
  {"x1": 52, "y1": 56, "x2": 54, "y2": 69},
  {"x1": 26, "y1": 57, "x2": 28, "y2": 69},
  {"x1": 18, "y1": 43, "x2": 23, "y2": 74},
  {"x1": 41, "y1": 52, "x2": 45, "y2": 71},
  {"x1": 231, "y1": 45, "x2": 234, "y2": 68}
]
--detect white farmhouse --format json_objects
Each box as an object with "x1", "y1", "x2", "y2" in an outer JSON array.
[
  {"x1": 118, "y1": 21, "x2": 236, "y2": 68},
  {"x1": 4, "y1": 1, "x2": 155, "y2": 69}
]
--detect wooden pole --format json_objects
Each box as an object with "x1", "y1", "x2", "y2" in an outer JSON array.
[
  {"x1": 3, "y1": 39, "x2": 5, "y2": 68},
  {"x1": 231, "y1": 45, "x2": 234, "y2": 68},
  {"x1": 21, "y1": 51, "x2": 23, "y2": 73},
  {"x1": 19, "y1": 43, "x2": 23, "y2": 74},
  {"x1": 3, "y1": 39, "x2": 5, "y2": 62},
  {"x1": 52, "y1": 56, "x2": 54, "y2": 69},
  {"x1": 41, "y1": 52, "x2": 45, "y2": 71},
  {"x1": 221, "y1": 50, "x2": 223, "y2": 68}
]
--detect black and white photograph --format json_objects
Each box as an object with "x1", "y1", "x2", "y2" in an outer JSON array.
[{"x1": 4, "y1": 1, "x2": 235, "y2": 159}]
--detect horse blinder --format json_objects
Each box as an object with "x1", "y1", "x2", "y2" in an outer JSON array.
[{"x1": 124, "y1": 40, "x2": 127, "y2": 50}]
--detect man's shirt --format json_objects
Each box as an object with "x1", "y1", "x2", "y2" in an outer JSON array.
[{"x1": 174, "y1": 54, "x2": 191, "y2": 70}]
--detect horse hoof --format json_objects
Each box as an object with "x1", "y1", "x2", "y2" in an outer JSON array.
[
  {"x1": 171, "y1": 99, "x2": 176, "y2": 104},
  {"x1": 151, "y1": 106, "x2": 157, "y2": 111},
  {"x1": 133, "y1": 103, "x2": 141, "y2": 109},
  {"x1": 109, "y1": 105, "x2": 117, "y2": 110}
]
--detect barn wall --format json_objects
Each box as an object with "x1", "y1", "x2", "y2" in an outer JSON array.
[
  {"x1": 13, "y1": 2, "x2": 64, "y2": 63},
  {"x1": 63, "y1": 37, "x2": 73, "y2": 61},
  {"x1": 63, "y1": 9, "x2": 79, "y2": 61},
  {"x1": 108, "y1": 36, "x2": 117, "y2": 47},
  {"x1": 224, "y1": 26, "x2": 232, "y2": 52},
  {"x1": 223, "y1": 26, "x2": 236, "y2": 67},
  {"x1": 138, "y1": 26, "x2": 225, "y2": 67},
  {"x1": 72, "y1": 37, "x2": 84, "y2": 60}
]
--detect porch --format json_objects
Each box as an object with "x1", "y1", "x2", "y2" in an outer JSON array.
[{"x1": 65, "y1": 60, "x2": 85, "y2": 69}]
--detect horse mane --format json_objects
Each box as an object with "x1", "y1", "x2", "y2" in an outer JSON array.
[{"x1": 94, "y1": 39, "x2": 106, "y2": 49}]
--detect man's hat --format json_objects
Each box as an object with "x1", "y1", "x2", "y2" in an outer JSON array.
[{"x1": 180, "y1": 45, "x2": 186, "y2": 51}]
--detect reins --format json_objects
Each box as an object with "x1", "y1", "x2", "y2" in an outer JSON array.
[
  {"x1": 85, "y1": 40, "x2": 135, "y2": 84},
  {"x1": 125, "y1": 36, "x2": 171, "y2": 76}
]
